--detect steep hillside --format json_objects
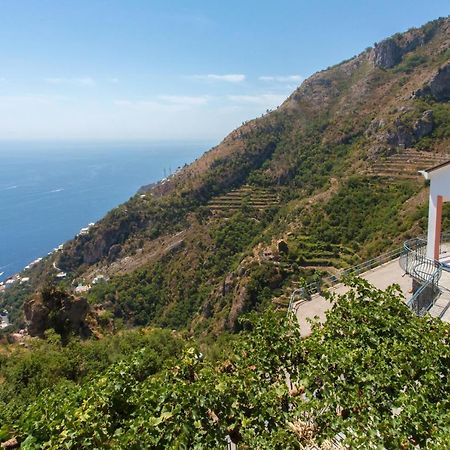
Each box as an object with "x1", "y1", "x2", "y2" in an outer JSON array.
[{"x1": 2, "y1": 16, "x2": 449, "y2": 335}]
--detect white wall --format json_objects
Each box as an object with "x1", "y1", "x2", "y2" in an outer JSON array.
[{"x1": 426, "y1": 167, "x2": 450, "y2": 259}]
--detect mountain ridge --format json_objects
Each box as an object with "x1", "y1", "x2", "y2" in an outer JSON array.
[{"x1": 1, "y1": 15, "x2": 449, "y2": 335}]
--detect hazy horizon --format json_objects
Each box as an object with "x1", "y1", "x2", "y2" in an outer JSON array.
[{"x1": 0, "y1": 1, "x2": 448, "y2": 141}]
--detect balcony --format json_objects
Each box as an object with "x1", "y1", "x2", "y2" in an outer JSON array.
[{"x1": 291, "y1": 235, "x2": 450, "y2": 337}]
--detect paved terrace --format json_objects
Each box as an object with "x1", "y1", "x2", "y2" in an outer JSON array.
[{"x1": 294, "y1": 245, "x2": 450, "y2": 337}]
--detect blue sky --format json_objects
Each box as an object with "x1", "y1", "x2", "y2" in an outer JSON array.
[{"x1": 0, "y1": 0, "x2": 448, "y2": 141}]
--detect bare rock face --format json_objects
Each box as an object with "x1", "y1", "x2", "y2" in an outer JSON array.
[
  {"x1": 371, "y1": 39, "x2": 403, "y2": 69},
  {"x1": 1, "y1": 437, "x2": 19, "y2": 449},
  {"x1": 365, "y1": 118, "x2": 385, "y2": 138},
  {"x1": 414, "y1": 63, "x2": 450, "y2": 102},
  {"x1": 413, "y1": 110, "x2": 434, "y2": 139},
  {"x1": 371, "y1": 32, "x2": 428, "y2": 69},
  {"x1": 23, "y1": 299, "x2": 48, "y2": 337},
  {"x1": 226, "y1": 282, "x2": 249, "y2": 331},
  {"x1": 84, "y1": 228, "x2": 123, "y2": 265},
  {"x1": 107, "y1": 244, "x2": 122, "y2": 261},
  {"x1": 222, "y1": 272, "x2": 236, "y2": 296},
  {"x1": 386, "y1": 119, "x2": 415, "y2": 148},
  {"x1": 24, "y1": 286, "x2": 92, "y2": 339},
  {"x1": 372, "y1": 109, "x2": 434, "y2": 152}
]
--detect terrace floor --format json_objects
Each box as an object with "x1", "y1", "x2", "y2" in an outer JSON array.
[{"x1": 294, "y1": 245, "x2": 450, "y2": 337}]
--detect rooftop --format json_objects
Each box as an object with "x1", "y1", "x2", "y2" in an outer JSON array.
[{"x1": 421, "y1": 159, "x2": 450, "y2": 176}]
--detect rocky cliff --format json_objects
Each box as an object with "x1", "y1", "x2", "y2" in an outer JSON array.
[{"x1": 24, "y1": 286, "x2": 94, "y2": 339}]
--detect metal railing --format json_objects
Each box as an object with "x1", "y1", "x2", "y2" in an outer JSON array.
[
  {"x1": 440, "y1": 232, "x2": 450, "y2": 269},
  {"x1": 287, "y1": 246, "x2": 404, "y2": 315},
  {"x1": 401, "y1": 236, "x2": 443, "y2": 315},
  {"x1": 400, "y1": 238, "x2": 426, "y2": 276},
  {"x1": 407, "y1": 271, "x2": 441, "y2": 315},
  {"x1": 399, "y1": 237, "x2": 441, "y2": 282},
  {"x1": 287, "y1": 233, "x2": 450, "y2": 318}
]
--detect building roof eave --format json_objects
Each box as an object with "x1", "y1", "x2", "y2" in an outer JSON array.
[{"x1": 421, "y1": 159, "x2": 450, "y2": 176}]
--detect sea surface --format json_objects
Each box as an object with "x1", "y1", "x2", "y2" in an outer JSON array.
[{"x1": 0, "y1": 141, "x2": 212, "y2": 282}]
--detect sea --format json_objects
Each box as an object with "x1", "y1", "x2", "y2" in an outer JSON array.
[{"x1": 0, "y1": 140, "x2": 212, "y2": 282}]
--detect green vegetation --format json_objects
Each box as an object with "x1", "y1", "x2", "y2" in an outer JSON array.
[
  {"x1": 197, "y1": 118, "x2": 284, "y2": 199},
  {"x1": 283, "y1": 235, "x2": 355, "y2": 268},
  {"x1": 2, "y1": 279, "x2": 450, "y2": 448},
  {"x1": 412, "y1": 99, "x2": 450, "y2": 150},
  {"x1": 207, "y1": 213, "x2": 264, "y2": 275},
  {"x1": 0, "y1": 17, "x2": 449, "y2": 449},
  {"x1": 0, "y1": 283, "x2": 32, "y2": 329},
  {"x1": 88, "y1": 262, "x2": 180, "y2": 328},
  {"x1": 85, "y1": 211, "x2": 268, "y2": 330},
  {"x1": 0, "y1": 328, "x2": 183, "y2": 434},
  {"x1": 393, "y1": 54, "x2": 428, "y2": 73},
  {"x1": 57, "y1": 193, "x2": 196, "y2": 272},
  {"x1": 430, "y1": 102, "x2": 450, "y2": 139},
  {"x1": 301, "y1": 177, "x2": 419, "y2": 258}
]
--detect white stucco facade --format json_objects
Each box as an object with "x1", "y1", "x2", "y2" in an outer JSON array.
[{"x1": 421, "y1": 162, "x2": 450, "y2": 260}]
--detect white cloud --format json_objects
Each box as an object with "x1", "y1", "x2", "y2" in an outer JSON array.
[
  {"x1": 44, "y1": 77, "x2": 96, "y2": 87},
  {"x1": 114, "y1": 100, "x2": 168, "y2": 110},
  {"x1": 158, "y1": 95, "x2": 209, "y2": 106},
  {"x1": 113, "y1": 95, "x2": 209, "y2": 112},
  {"x1": 227, "y1": 93, "x2": 286, "y2": 106},
  {"x1": 191, "y1": 74, "x2": 245, "y2": 83},
  {"x1": 259, "y1": 75, "x2": 303, "y2": 83}
]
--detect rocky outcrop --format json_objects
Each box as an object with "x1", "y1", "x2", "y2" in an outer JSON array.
[
  {"x1": 24, "y1": 286, "x2": 92, "y2": 339},
  {"x1": 107, "y1": 244, "x2": 122, "y2": 261},
  {"x1": 371, "y1": 31, "x2": 429, "y2": 69},
  {"x1": 386, "y1": 120, "x2": 415, "y2": 148},
  {"x1": 1, "y1": 437, "x2": 19, "y2": 449},
  {"x1": 371, "y1": 39, "x2": 403, "y2": 69},
  {"x1": 413, "y1": 110, "x2": 434, "y2": 138},
  {"x1": 365, "y1": 118, "x2": 386, "y2": 137},
  {"x1": 222, "y1": 272, "x2": 236, "y2": 296},
  {"x1": 369, "y1": 109, "x2": 434, "y2": 152},
  {"x1": 414, "y1": 63, "x2": 450, "y2": 101},
  {"x1": 226, "y1": 281, "x2": 249, "y2": 331},
  {"x1": 83, "y1": 227, "x2": 126, "y2": 265}
]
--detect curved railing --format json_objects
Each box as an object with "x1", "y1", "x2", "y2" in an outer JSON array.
[
  {"x1": 400, "y1": 238, "x2": 441, "y2": 282},
  {"x1": 287, "y1": 234, "x2": 450, "y2": 318},
  {"x1": 407, "y1": 270, "x2": 441, "y2": 315},
  {"x1": 400, "y1": 237, "x2": 443, "y2": 316}
]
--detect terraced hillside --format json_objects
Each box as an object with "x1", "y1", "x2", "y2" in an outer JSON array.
[
  {"x1": 1, "y1": 16, "x2": 449, "y2": 334},
  {"x1": 208, "y1": 185, "x2": 279, "y2": 216},
  {"x1": 367, "y1": 149, "x2": 450, "y2": 178}
]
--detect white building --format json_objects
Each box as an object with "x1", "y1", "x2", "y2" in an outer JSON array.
[
  {"x1": 92, "y1": 274, "x2": 108, "y2": 284},
  {"x1": 420, "y1": 160, "x2": 450, "y2": 260},
  {"x1": 0, "y1": 310, "x2": 9, "y2": 329},
  {"x1": 74, "y1": 284, "x2": 90, "y2": 294}
]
